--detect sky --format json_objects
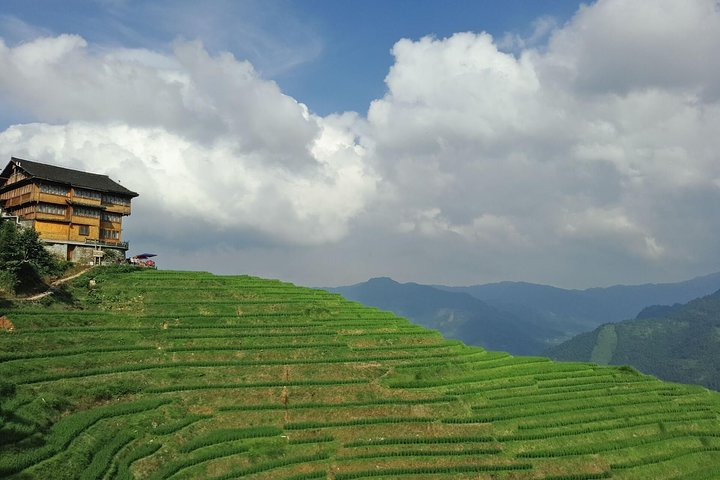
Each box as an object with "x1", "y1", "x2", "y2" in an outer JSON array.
[{"x1": 1, "y1": 0, "x2": 719, "y2": 289}]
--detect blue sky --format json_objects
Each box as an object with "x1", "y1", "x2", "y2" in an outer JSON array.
[
  {"x1": 1, "y1": 1, "x2": 720, "y2": 288},
  {"x1": 0, "y1": 0, "x2": 581, "y2": 116}
]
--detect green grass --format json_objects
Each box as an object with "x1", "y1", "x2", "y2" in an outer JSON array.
[{"x1": 1, "y1": 265, "x2": 719, "y2": 479}]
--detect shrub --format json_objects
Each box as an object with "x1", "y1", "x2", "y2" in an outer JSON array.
[{"x1": 0, "y1": 221, "x2": 67, "y2": 293}]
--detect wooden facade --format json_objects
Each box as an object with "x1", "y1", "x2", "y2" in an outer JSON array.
[{"x1": 0, "y1": 157, "x2": 138, "y2": 261}]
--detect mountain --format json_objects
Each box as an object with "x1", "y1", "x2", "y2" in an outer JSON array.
[
  {"x1": 331, "y1": 272, "x2": 720, "y2": 355},
  {"x1": 2, "y1": 266, "x2": 720, "y2": 479},
  {"x1": 437, "y1": 270, "x2": 720, "y2": 335},
  {"x1": 546, "y1": 289, "x2": 720, "y2": 390},
  {"x1": 328, "y1": 277, "x2": 562, "y2": 355}
]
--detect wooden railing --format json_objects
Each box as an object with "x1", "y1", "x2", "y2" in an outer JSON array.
[{"x1": 84, "y1": 239, "x2": 129, "y2": 249}]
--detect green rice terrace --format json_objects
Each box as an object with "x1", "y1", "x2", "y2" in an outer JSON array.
[{"x1": 1, "y1": 267, "x2": 720, "y2": 480}]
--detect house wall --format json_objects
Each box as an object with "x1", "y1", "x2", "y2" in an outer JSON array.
[
  {"x1": 44, "y1": 242, "x2": 125, "y2": 263},
  {"x1": 44, "y1": 243, "x2": 68, "y2": 260},
  {"x1": 2, "y1": 185, "x2": 129, "y2": 247}
]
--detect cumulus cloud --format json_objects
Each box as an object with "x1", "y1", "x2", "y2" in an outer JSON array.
[
  {"x1": 0, "y1": 36, "x2": 377, "y2": 246},
  {"x1": 1, "y1": 0, "x2": 720, "y2": 287},
  {"x1": 358, "y1": 0, "x2": 720, "y2": 284}
]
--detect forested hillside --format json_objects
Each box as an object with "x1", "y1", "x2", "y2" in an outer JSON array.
[{"x1": 547, "y1": 290, "x2": 720, "y2": 390}]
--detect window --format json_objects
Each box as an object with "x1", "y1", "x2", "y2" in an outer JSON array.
[
  {"x1": 37, "y1": 203, "x2": 66, "y2": 216},
  {"x1": 101, "y1": 194, "x2": 130, "y2": 206},
  {"x1": 100, "y1": 228, "x2": 119, "y2": 240},
  {"x1": 74, "y1": 188, "x2": 101, "y2": 200},
  {"x1": 40, "y1": 183, "x2": 69, "y2": 196},
  {"x1": 101, "y1": 212, "x2": 122, "y2": 222},
  {"x1": 79, "y1": 225, "x2": 89, "y2": 236},
  {"x1": 74, "y1": 206, "x2": 101, "y2": 218}
]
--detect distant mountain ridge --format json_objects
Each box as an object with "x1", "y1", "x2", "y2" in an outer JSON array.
[
  {"x1": 330, "y1": 271, "x2": 720, "y2": 356},
  {"x1": 329, "y1": 277, "x2": 560, "y2": 355},
  {"x1": 437, "y1": 270, "x2": 720, "y2": 332},
  {"x1": 546, "y1": 289, "x2": 720, "y2": 390}
]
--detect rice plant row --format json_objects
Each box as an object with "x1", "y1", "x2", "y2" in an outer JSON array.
[
  {"x1": 339, "y1": 446, "x2": 503, "y2": 460},
  {"x1": 115, "y1": 442, "x2": 162, "y2": 480},
  {"x1": 447, "y1": 378, "x2": 539, "y2": 396},
  {"x1": 146, "y1": 378, "x2": 367, "y2": 393},
  {"x1": 485, "y1": 384, "x2": 683, "y2": 409},
  {"x1": 17, "y1": 356, "x2": 400, "y2": 384},
  {"x1": 489, "y1": 377, "x2": 660, "y2": 400},
  {"x1": 396, "y1": 351, "x2": 501, "y2": 369},
  {"x1": 0, "y1": 345, "x2": 158, "y2": 363},
  {"x1": 218, "y1": 395, "x2": 455, "y2": 412},
  {"x1": 286, "y1": 435, "x2": 336, "y2": 447},
  {"x1": 518, "y1": 406, "x2": 717, "y2": 431},
  {"x1": 284, "y1": 416, "x2": 438, "y2": 430},
  {"x1": 179, "y1": 426, "x2": 283, "y2": 453},
  {"x1": 349, "y1": 340, "x2": 463, "y2": 351},
  {"x1": 344, "y1": 435, "x2": 497, "y2": 447},
  {"x1": 165, "y1": 342, "x2": 345, "y2": 352},
  {"x1": 332, "y1": 462, "x2": 533, "y2": 479},
  {"x1": 541, "y1": 473, "x2": 611, "y2": 480},
  {"x1": 446, "y1": 397, "x2": 678, "y2": 424},
  {"x1": 275, "y1": 471, "x2": 328, "y2": 480},
  {"x1": 511, "y1": 411, "x2": 716, "y2": 442},
  {"x1": 485, "y1": 377, "x2": 663, "y2": 401},
  {"x1": 388, "y1": 358, "x2": 557, "y2": 388},
  {"x1": 515, "y1": 432, "x2": 690, "y2": 458},
  {"x1": 148, "y1": 444, "x2": 252, "y2": 480},
  {"x1": 0, "y1": 398, "x2": 170, "y2": 476},
  {"x1": 205, "y1": 452, "x2": 331, "y2": 480},
  {"x1": 610, "y1": 445, "x2": 720, "y2": 469},
  {"x1": 153, "y1": 415, "x2": 211, "y2": 435},
  {"x1": 79, "y1": 430, "x2": 136, "y2": 480},
  {"x1": 166, "y1": 329, "x2": 437, "y2": 340}
]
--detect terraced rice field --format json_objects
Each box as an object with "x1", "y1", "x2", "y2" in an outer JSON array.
[{"x1": 1, "y1": 267, "x2": 720, "y2": 479}]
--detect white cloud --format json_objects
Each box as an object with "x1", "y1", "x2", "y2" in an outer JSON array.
[
  {"x1": 361, "y1": 0, "x2": 720, "y2": 281},
  {"x1": 0, "y1": 37, "x2": 377, "y2": 246},
  {"x1": 498, "y1": 15, "x2": 559, "y2": 52},
  {"x1": 560, "y1": 207, "x2": 665, "y2": 259},
  {"x1": 542, "y1": 0, "x2": 720, "y2": 97},
  {"x1": 2, "y1": 0, "x2": 720, "y2": 287}
]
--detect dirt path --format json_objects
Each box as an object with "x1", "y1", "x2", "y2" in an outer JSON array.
[{"x1": 21, "y1": 266, "x2": 95, "y2": 301}]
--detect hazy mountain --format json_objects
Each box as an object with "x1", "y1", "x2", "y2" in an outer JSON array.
[
  {"x1": 436, "y1": 271, "x2": 720, "y2": 335},
  {"x1": 331, "y1": 271, "x2": 720, "y2": 356},
  {"x1": 546, "y1": 289, "x2": 720, "y2": 390},
  {"x1": 328, "y1": 277, "x2": 561, "y2": 355}
]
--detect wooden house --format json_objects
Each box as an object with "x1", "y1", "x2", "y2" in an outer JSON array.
[{"x1": 0, "y1": 157, "x2": 138, "y2": 262}]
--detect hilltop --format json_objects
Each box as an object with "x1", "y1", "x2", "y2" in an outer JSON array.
[
  {"x1": 546, "y1": 289, "x2": 720, "y2": 391},
  {"x1": 1, "y1": 267, "x2": 720, "y2": 479}
]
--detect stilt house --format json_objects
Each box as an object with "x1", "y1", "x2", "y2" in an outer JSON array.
[{"x1": 0, "y1": 157, "x2": 138, "y2": 262}]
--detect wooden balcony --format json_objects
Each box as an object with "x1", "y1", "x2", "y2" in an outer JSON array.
[
  {"x1": 84, "y1": 238, "x2": 129, "y2": 250},
  {"x1": 102, "y1": 203, "x2": 131, "y2": 215}
]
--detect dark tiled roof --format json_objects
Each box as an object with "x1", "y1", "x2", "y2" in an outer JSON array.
[{"x1": 5, "y1": 157, "x2": 138, "y2": 197}]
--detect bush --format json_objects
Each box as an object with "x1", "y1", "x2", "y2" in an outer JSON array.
[
  {"x1": 0, "y1": 270, "x2": 14, "y2": 295},
  {"x1": 0, "y1": 221, "x2": 67, "y2": 294}
]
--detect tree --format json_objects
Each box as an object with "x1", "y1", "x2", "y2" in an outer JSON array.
[{"x1": 0, "y1": 221, "x2": 63, "y2": 293}]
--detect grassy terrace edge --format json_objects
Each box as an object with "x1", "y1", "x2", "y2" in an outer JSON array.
[{"x1": 0, "y1": 266, "x2": 719, "y2": 480}]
